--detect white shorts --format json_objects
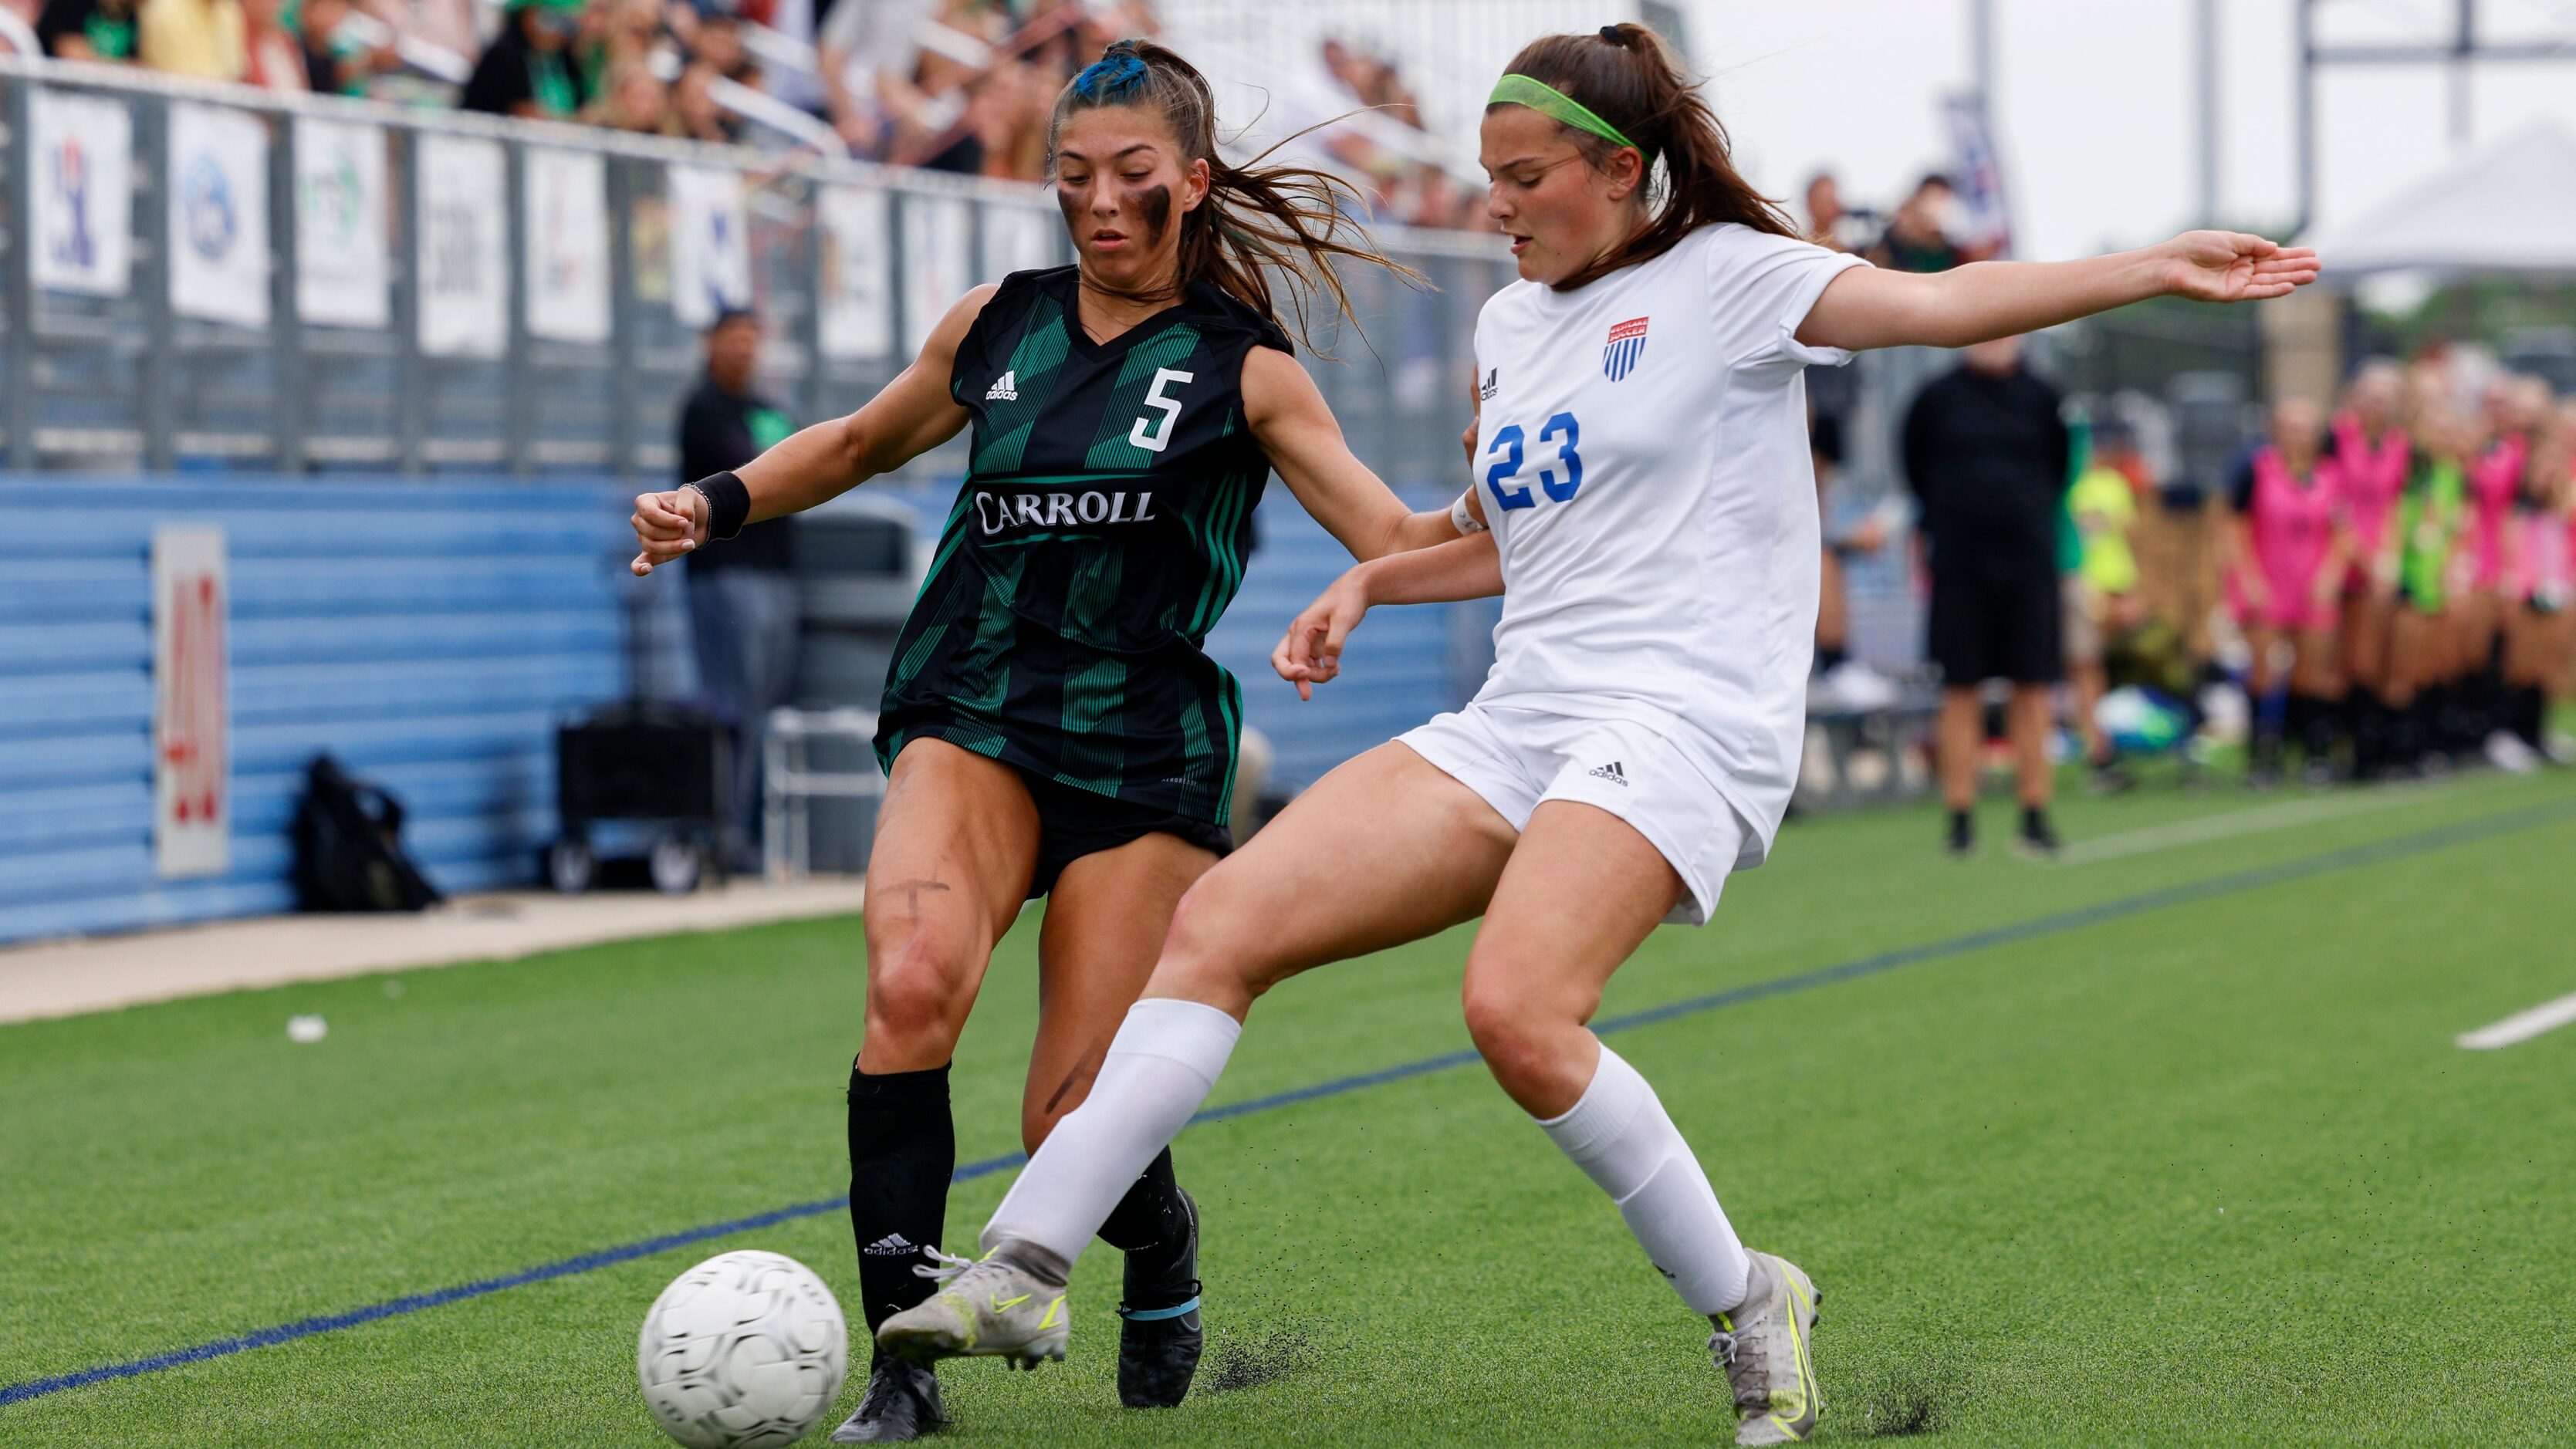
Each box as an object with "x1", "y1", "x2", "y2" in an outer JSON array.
[{"x1": 1397, "y1": 702, "x2": 1749, "y2": 927}]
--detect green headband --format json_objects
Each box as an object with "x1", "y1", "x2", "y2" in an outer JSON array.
[{"x1": 1487, "y1": 74, "x2": 1639, "y2": 153}]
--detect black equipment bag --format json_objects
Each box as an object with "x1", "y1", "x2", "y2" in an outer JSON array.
[{"x1": 292, "y1": 755, "x2": 445, "y2": 912}]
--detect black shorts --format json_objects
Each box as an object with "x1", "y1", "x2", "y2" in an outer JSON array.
[
  {"x1": 1927, "y1": 563, "x2": 2064, "y2": 686},
  {"x1": 1015, "y1": 769, "x2": 1232, "y2": 900}
]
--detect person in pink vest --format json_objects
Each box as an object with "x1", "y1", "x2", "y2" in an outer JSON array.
[
  {"x1": 2459, "y1": 375, "x2": 2554, "y2": 765},
  {"x1": 2227, "y1": 397, "x2": 2349, "y2": 784},
  {"x1": 2326, "y1": 363, "x2": 2409, "y2": 771},
  {"x1": 2499, "y1": 396, "x2": 2576, "y2": 765}
]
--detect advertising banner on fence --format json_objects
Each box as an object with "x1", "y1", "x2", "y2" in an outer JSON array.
[
  {"x1": 294, "y1": 117, "x2": 390, "y2": 329},
  {"x1": 667, "y1": 165, "x2": 751, "y2": 328},
  {"x1": 29, "y1": 90, "x2": 133, "y2": 299},
  {"x1": 901, "y1": 194, "x2": 971, "y2": 358},
  {"x1": 153, "y1": 526, "x2": 230, "y2": 880},
  {"x1": 167, "y1": 103, "x2": 271, "y2": 328},
  {"x1": 978, "y1": 201, "x2": 1056, "y2": 284},
  {"x1": 526, "y1": 147, "x2": 612, "y2": 344},
  {"x1": 816, "y1": 185, "x2": 892, "y2": 360},
  {"x1": 416, "y1": 134, "x2": 509, "y2": 358}
]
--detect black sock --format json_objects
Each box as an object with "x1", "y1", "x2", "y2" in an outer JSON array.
[
  {"x1": 2513, "y1": 686, "x2": 2547, "y2": 747},
  {"x1": 1097, "y1": 1147, "x2": 1195, "y2": 1309},
  {"x1": 848, "y1": 1064, "x2": 954, "y2": 1343},
  {"x1": 1946, "y1": 808, "x2": 1973, "y2": 843},
  {"x1": 2020, "y1": 803, "x2": 2048, "y2": 837},
  {"x1": 1814, "y1": 644, "x2": 1848, "y2": 673},
  {"x1": 2292, "y1": 693, "x2": 2338, "y2": 764}
]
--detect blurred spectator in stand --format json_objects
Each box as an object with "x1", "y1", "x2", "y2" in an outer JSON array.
[
  {"x1": 240, "y1": 0, "x2": 307, "y2": 89},
  {"x1": 580, "y1": 0, "x2": 668, "y2": 100},
  {"x1": 816, "y1": 0, "x2": 936, "y2": 154},
  {"x1": 362, "y1": 0, "x2": 475, "y2": 72},
  {"x1": 672, "y1": 59, "x2": 741, "y2": 144},
  {"x1": 1870, "y1": 174, "x2": 1997, "y2": 273},
  {"x1": 1905, "y1": 335, "x2": 2071, "y2": 857},
  {"x1": 39, "y1": 0, "x2": 139, "y2": 59},
  {"x1": 679, "y1": 309, "x2": 802, "y2": 872},
  {"x1": 588, "y1": 56, "x2": 677, "y2": 133},
  {"x1": 298, "y1": 0, "x2": 395, "y2": 96},
  {"x1": 460, "y1": 0, "x2": 587, "y2": 120},
  {"x1": 137, "y1": 0, "x2": 243, "y2": 79}
]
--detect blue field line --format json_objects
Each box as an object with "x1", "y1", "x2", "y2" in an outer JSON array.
[{"x1": 7, "y1": 792, "x2": 2571, "y2": 1410}]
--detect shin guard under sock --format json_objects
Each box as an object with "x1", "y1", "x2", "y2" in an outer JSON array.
[{"x1": 848, "y1": 1064, "x2": 954, "y2": 1339}]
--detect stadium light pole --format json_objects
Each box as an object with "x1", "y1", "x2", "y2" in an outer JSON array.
[{"x1": 2194, "y1": 0, "x2": 2219, "y2": 227}]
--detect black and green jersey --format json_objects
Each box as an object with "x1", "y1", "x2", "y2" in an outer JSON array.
[{"x1": 874, "y1": 266, "x2": 1291, "y2": 826}]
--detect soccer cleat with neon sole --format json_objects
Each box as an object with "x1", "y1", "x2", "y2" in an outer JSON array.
[
  {"x1": 1712, "y1": 1251, "x2": 1822, "y2": 1446},
  {"x1": 873, "y1": 1247, "x2": 1069, "y2": 1370}
]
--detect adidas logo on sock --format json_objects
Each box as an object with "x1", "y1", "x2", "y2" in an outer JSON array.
[
  {"x1": 864, "y1": 1233, "x2": 918, "y2": 1256},
  {"x1": 1588, "y1": 761, "x2": 1628, "y2": 785},
  {"x1": 985, "y1": 370, "x2": 1019, "y2": 402}
]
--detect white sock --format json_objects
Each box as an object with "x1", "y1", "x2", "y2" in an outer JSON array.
[
  {"x1": 982, "y1": 997, "x2": 1242, "y2": 1263},
  {"x1": 1536, "y1": 1044, "x2": 1750, "y2": 1317}
]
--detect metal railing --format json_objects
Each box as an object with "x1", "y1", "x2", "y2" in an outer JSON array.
[{"x1": 0, "y1": 57, "x2": 1516, "y2": 486}]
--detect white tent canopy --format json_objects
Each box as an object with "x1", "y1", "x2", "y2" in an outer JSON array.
[{"x1": 2314, "y1": 124, "x2": 2576, "y2": 277}]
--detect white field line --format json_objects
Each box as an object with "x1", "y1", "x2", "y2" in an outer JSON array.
[
  {"x1": 2057, "y1": 781, "x2": 2463, "y2": 865},
  {"x1": 2457, "y1": 990, "x2": 2576, "y2": 1049}
]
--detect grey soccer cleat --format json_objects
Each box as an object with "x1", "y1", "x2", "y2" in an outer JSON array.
[
  {"x1": 874, "y1": 1245, "x2": 1070, "y2": 1370},
  {"x1": 828, "y1": 1357, "x2": 946, "y2": 1443},
  {"x1": 1712, "y1": 1251, "x2": 1823, "y2": 1446}
]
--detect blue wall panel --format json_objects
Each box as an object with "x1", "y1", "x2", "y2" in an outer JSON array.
[{"x1": 0, "y1": 476, "x2": 631, "y2": 944}]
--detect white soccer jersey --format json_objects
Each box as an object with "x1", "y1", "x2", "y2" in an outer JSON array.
[{"x1": 1469, "y1": 223, "x2": 1868, "y2": 865}]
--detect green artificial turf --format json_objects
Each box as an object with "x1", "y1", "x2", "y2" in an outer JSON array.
[{"x1": 5, "y1": 772, "x2": 2574, "y2": 1446}]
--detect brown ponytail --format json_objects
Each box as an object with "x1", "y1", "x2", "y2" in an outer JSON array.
[
  {"x1": 1496, "y1": 23, "x2": 1797, "y2": 289},
  {"x1": 1049, "y1": 39, "x2": 1421, "y2": 350}
]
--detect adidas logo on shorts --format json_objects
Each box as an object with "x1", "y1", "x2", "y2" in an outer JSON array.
[
  {"x1": 1588, "y1": 761, "x2": 1628, "y2": 785},
  {"x1": 985, "y1": 370, "x2": 1019, "y2": 402},
  {"x1": 863, "y1": 1233, "x2": 918, "y2": 1257}
]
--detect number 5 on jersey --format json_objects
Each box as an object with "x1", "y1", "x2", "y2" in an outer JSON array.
[
  {"x1": 1130, "y1": 368, "x2": 1195, "y2": 453},
  {"x1": 1485, "y1": 410, "x2": 1582, "y2": 511}
]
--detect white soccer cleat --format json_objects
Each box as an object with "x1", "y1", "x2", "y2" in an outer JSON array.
[
  {"x1": 1712, "y1": 1251, "x2": 1823, "y2": 1446},
  {"x1": 873, "y1": 1246, "x2": 1070, "y2": 1370}
]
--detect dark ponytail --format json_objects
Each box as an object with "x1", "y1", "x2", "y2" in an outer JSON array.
[
  {"x1": 1496, "y1": 23, "x2": 1797, "y2": 289},
  {"x1": 1049, "y1": 39, "x2": 1420, "y2": 349}
]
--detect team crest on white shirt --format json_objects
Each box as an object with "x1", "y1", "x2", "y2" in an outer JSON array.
[{"x1": 1603, "y1": 316, "x2": 1649, "y2": 381}]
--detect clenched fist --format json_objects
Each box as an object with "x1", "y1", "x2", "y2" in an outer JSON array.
[{"x1": 630, "y1": 488, "x2": 710, "y2": 576}]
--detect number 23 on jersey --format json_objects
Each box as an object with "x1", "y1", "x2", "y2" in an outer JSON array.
[{"x1": 1484, "y1": 411, "x2": 1583, "y2": 511}]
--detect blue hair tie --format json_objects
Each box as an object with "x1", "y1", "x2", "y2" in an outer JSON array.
[{"x1": 1073, "y1": 52, "x2": 1149, "y2": 99}]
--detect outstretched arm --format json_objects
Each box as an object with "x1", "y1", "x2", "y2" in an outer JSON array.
[
  {"x1": 1243, "y1": 346, "x2": 1462, "y2": 562},
  {"x1": 1797, "y1": 231, "x2": 2321, "y2": 354},
  {"x1": 630, "y1": 285, "x2": 996, "y2": 575},
  {"x1": 1273, "y1": 532, "x2": 1503, "y2": 701}
]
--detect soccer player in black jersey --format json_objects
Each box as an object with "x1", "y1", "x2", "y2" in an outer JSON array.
[{"x1": 630, "y1": 39, "x2": 1463, "y2": 1444}]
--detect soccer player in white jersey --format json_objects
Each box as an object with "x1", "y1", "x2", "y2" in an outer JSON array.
[{"x1": 874, "y1": 23, "x2": 2319, "y2": 1444}]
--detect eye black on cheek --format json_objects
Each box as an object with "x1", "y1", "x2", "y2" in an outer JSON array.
[
  {"x1": 1056, "y1": 183, "x2": 1084, "y2": 225},
  {"x1": 1132, "y1": 183, "x2": 1172, "y2": 245}
]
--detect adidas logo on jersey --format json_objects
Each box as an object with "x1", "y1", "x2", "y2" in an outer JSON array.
[
  {"x1": 1479, "y1": 366, "x2": 1499, "y2": 401},
  {"x1": 985, "y1": 370, "x2": 1019, "y2": 402},
  {"x1": 863, "y1": 1233, "x2": 918, "y2": 1257},
  {"x1": 1588, "y1": 761, "x2": 1628, "y2": 785}
]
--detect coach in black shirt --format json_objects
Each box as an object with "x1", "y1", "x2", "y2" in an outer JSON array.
[
  {"x1": 1903, "y1": 335, "x2": 2071, "y2": 858},
  {"x1": 679, "y1": 308, "x2": 800, "y2": 869}
]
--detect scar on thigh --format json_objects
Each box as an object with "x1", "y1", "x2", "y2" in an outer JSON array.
[{"x1": 1043, "y1": 1038, "x2": 1109, "y2": 1114}]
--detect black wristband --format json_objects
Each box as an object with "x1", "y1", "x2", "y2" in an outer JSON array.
[{"x1": 688, "y1": 470, "x2": 750, "y2": 541}]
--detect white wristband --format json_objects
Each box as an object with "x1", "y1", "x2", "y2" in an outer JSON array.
[{"x1": 1449, "y1": 491, "x2": 1487, "y2": 535}]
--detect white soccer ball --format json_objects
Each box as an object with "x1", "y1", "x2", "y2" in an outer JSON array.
[{"x1": 638, "y1": 1250, "x2": 848, "y2": 1449}]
